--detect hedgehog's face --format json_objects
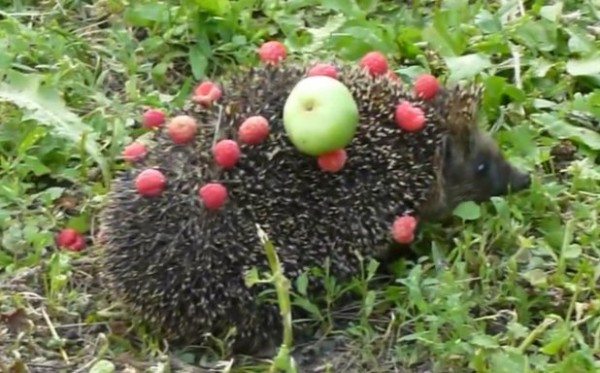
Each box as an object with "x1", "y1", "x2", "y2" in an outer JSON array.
[
  {"x1": 429, "y1": 128, "x2": 531, "y2": 221},
  {"x1": 416, "y1": 83, "x2": 532, "y2": 222}
]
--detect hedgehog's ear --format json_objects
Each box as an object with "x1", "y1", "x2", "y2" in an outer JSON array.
[{"x1": 443, "y1": 82, "x2": 483, "y2": 153}]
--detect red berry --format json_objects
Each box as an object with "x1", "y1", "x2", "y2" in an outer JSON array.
[
  {"x1": 391, "y1": 215, "x2": 418, "y2": 244},
  {"x1": 387, "y1": 70, "x2": 399, "y2": 81},
  {"x1": 55, "y1": 228, "x2": 76, "y2": 246},
  {"x1": 359, "y1": 51, "x2": 388, "y2": 76},
  {"x1": 307, "y1": 63, "x2": 338, "y2": 79},
  {"x1": 258, "y1": 41, "x2": 287, "y2": 64},
  {"x1": 192, "y1": 81, "x2": 222, "y2": 105},
  {"x1": 212, "y1": 139, "x2": 240, "y2": 169},
  {"x1": 394, "y1": 101, "x2": 426, "y2": 132},
  {"x1": 238, "y1": 116, "x2": 270, "y2": 145},
  {"x1": 121, "y1": 141, "x2": 146, "y2": 162},
  {"x1": 198, "y1": 182, "x2": 228, "y2": 210},
  {"x1": 317, "y1": 149, "x2": 347, "y2": 172},
  {"x1": 167, "y1": 115, "x2": 198, "y2": 144},
  {"x1": 135, "y1": 169, "x2": 166, "y2": 197},
  {"x1": 55, "y1": 228, "x2": 85, "y2": 252},
  {"x1": 413, "y1": 74, "x2": 440, "y2": 100},
  {"x1": 142, "y1": 109, "x2": 165, "y2": 129},
  {"x1": 70, "y1": 235, "x2": 85, "y2": 251}
]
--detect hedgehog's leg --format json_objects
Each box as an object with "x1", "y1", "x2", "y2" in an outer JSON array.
[
  {"x1": 228, "y1": 295, "x2": 323, "y2": 358},
  {"x1": 228, "y1": 302, "x2": 284, "y2": 357}
]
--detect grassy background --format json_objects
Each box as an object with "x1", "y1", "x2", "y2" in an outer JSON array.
[{"x1": 1, "y1": 0, "x2": 600, "y2": 372}]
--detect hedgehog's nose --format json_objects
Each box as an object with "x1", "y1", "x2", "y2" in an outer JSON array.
[{"x1": 510, "y1": 169, "x2": 531, "y2": 192}]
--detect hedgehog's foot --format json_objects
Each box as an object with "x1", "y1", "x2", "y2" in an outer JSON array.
[
  {"x1": 226, "y1": 303, "x2": 284, "y2": 358},
  {"x1": 251, "y1": 340, "x2": 280, "y2": 359}
]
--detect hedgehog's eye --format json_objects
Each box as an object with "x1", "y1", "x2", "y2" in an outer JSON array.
[{"x1": 476, "y1": 161, "x2": 487, "y2": 174}]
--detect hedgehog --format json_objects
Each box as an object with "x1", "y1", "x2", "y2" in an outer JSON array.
[{"x1": 97, "y1": 57, "x2": 531, "y2": 357}]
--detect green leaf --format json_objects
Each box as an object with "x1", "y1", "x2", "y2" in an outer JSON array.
[
  {"x1": 440, "y1": 0, "x2": 473, "y2": 27},
  {"x1": 195, "y1": 0, "x2": 230, "y2": 15},
  {"x1": 356, "y1": 0, "x2": 378, "y2": 13},
  {"x1": 452, "y1": 201, "x2": 482, "y2": 221},
  {"x1": 363, "y1": 290, "x2": 376, "y2": 317},
  {"x1": 562, "y1": 244, "x2": 582, "y2": 259},
  {"x1": 530, "y1": 113, "x2": 600, "y2": 151},
  {"x1": 89, "y1": 360, "x2": 115, "y2": 373},
  {"x1": 506, "y1": 321, "x2": 530, "y2": 339},
  {"x1": 566, "y1": 54, "x2": 600, "y2": 76},
  {"x1": 0, "y1": 250, "x2": 13, "y2": 270},
  {"x1": 322, "y1": 0, "x2": 362, "y2": 16},
  {"x1": 67, "y1": 213, "x2": 91, "y2": 234},
  {"x1": 17, "y1": 126, "x2": 46, "y2": 157},
  {"x1": 244, "y1": 267, "x2": 260, "y2": 287},
  {"x1": 20, "y1": 155, "x2": 50, "y2": 176},
  {"x1": 0, "y1": 49, "x2": 13, "y2": 69},
  {"x1": 513, "y1": 18, "x2": 557, "y2": 52},
  {"x1": 539, "y1": 3, "x2": 563, "y2": 23},
  {"x1": 470, "y1": 333, "x2": 500, "y2": 349},
  {"x1": 176, "y1": 352, "x2": 196, "y2": 364},
  {"x1": 123, "y1": 3, "x2": 170, "y2": 26},
  {"x1": 474, "y1": 9, "x2": 502, "y2": 34},
  {"x1": 490, "y1": 196, "x2": 510, "y2": 219},
  {"x1": 489, "y1": 349, "x2": 530, "y2": 373},
  {"x1": 483, "y1": 76, "x2": 508, "y2": 115},
  {"x1": 366, "y1": 258, "x2": 379, "y2": 280},
  {"x1": 295, "y1": 272, "x2": 308, "y2": 296},
  {"x1": 302, "y1": 14, "x2": 347, "y2": 54},
  {"x1": 530, "y1": 58, "x2": 555, "y2": 78},
  {"x1": 0, "y1": 70, "x2": 109, "y2": 184},
  {"x1": 540, "y1": 329, "x2": 570, "y2": 355},
  {"x1": 189, "y1": 45, "x2": 209, "y2": 79},
  {"x1": 422, "y1": 10, "x2": 467, "y2": 57},
  {"x1": 445, "y1": 54, "x2": 492, "y2": 83},
  {"x1": 39, "y1": 187, "x2": 66, "y2": 202},
  {"x1": 521, "y1": 268, "x2": 548, "y2": 287},
  {"x1": 293, "y1": 297, "x2": 322, "y2": 319},
  {"x1": 571, "y1": 91, "x2": 600, "y2": 119},
  {"x1": 151, "y1": 62, "x2": 169, "y2": 82},
  {"x1": 566, "y1": 27, "x2": 596, "y2": 55},
  {"x1": 555, "y1": 350, "x2": 596, "y2": 372}
]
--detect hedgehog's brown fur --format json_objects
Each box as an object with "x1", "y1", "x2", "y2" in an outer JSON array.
[{"x1": 98, "y1": 60, "x2": 530, "y2": 356}]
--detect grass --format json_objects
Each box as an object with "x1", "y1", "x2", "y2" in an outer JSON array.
[{"x1": 1, "y1": 0, "x2": 600, "y2": 372}]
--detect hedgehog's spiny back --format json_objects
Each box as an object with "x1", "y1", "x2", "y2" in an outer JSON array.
[
  {"x1": 99, "y1": 60, "x2": 451, "y2": 349},
  {"x1": 180, "y1": 62, "x2": 448, "y2": 223}
]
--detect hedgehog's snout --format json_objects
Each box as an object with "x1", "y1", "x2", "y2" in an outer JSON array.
[{"x1": 508, "y1": 167, "x2": 531, "y2": 193}]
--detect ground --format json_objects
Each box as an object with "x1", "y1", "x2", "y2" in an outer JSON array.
[{"x1": 1, "y1": 0, "x2": 600, "y2": 372}]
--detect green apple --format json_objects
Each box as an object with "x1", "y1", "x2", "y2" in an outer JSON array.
[{"x1": 283, "y1": 75, "x2": 359, "y2": 156}]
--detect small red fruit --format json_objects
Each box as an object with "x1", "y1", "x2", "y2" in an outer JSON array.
[
  {"x1": 391, "y1": 215, "x2": 418, "y2": 244},
  {"x1": 121, "y1": 141, "x2": 147, "y2": 162},
  {"x1": 212, "y1": 139, "x2": 241, "y2": 169},
  {"x1": 359, "y1": 51, "x2": 388, "y2": 76},
  {"x1": 387, "y1": 70, "x2": 399, "y2": 81},
  {"x1": 55, "y1": 228, "x2": 85, "y2": 252},
  {"x1": 167, "y1": 115, "x2": 198, "y2": 144},
  {"x1": 142, "y1": 108, "x2": 165, "y2": 129},
  {"x1": 238, "y1": 116, "x2": 270, "y2": 145},
  {"x1": 70, "y1": 235, "x2": 85, "y2": 251},
  {"x1": 317, "y1": 149, "x2": 347, "y2": 172},
  {"x1": 307, "y1": 63, "x2": 338, "y2": 79},
  {"x1": 192, "y1": 81, "x2": 222, "y2": 105},
  {"x1": 413, "y1": 73, "x2": 440, "y2": 100},
  {"x1": 198, "y1": 182, "x2": 228, "y2": 210},
  {"x1": 394, "y1": 101, "x2": 426, "y2": 132},
  {"x1": 258, "y1": 41, "x2": 287, "y2": 64},
  {"x1": 135, "y1": 168, "x2": 166, "y2": 197}
]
